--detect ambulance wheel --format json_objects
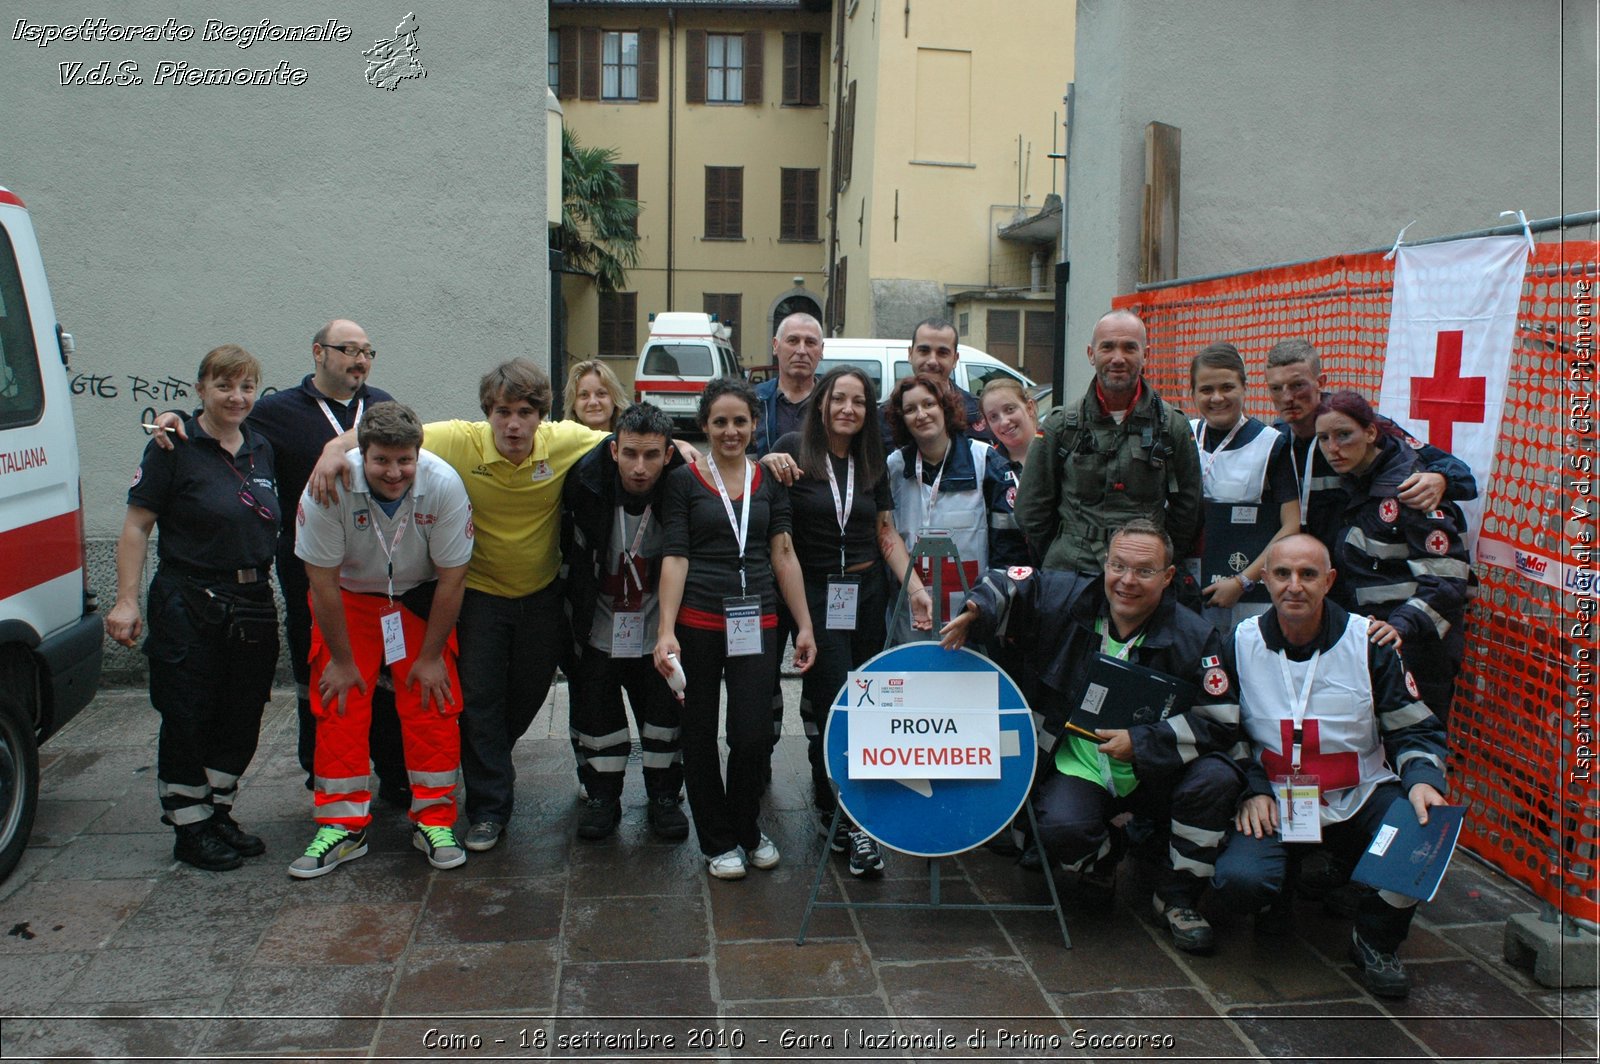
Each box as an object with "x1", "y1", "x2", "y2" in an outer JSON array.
[{"x1": 0, "y1": 692, "x2": 39, "y2": 883}]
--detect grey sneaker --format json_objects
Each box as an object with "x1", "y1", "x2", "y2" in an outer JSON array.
[
  {"x1": 413, "y1": 824, "x2": 467, "y2": 870},
  {"x1": 1153, "y1": 893, "x2": 1216, "y2": 954},
  {"x1": 747, "y1": 833, "x2": 780, "y2": 870},
  {"x1": 463, "y1": 821, "x2": 504, "y2": 852},
  {"x1": 288, "y1": 826, "x2": 367, "y2": 879},
  {"x1": 847, "y1": 830, "x2": 885, "y2": 879},
  {"x1": 1349, "y1": 929, "x2": 1409, "y2": 998}
]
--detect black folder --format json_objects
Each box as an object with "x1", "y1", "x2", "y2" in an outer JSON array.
[
  {"x1": 1196, "y1": 500, "x2": 1278, "y2": 602},
  {"x1": 1058, "y1": 653, "x2": 1197, "y2": 746}
]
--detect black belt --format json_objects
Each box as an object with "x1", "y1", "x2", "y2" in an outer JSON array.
[{"x1": 163, "y1": 559, "x2": 272, "y2": 586}]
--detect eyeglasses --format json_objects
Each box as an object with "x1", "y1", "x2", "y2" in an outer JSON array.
[
  {"x1": 1105, "y1": 560, "x2": 1165, "y2": 581},
  {"x1": 321, "y1": 342, "x2": 377, "y2": 361},
  {"x1": 237, "y1": 486, "x2": 276, "y2": 522}
]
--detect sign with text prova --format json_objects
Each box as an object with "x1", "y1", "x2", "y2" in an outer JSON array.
[
  {"x1": 825, "y1": 643, "x2": 1035, "y2": 858},
  {"x1": 846, "y1": 670, "x2": 1001, "y2": 779}
]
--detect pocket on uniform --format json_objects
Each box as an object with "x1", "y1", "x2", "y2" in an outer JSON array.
[{"x1": 143, "y1": 580, "x2": 199, "y2": 664}]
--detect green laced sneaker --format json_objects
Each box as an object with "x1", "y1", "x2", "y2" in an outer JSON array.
[
  {"x1": 287, "y1": 825, "x2": 367, "y2": 879},
  {"x1": 413, "y1": 824, "x2": 467, "y2": 869}
]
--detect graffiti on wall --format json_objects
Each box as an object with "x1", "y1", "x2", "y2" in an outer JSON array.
[{"x1": 72, "y1": 372, "x2": 277, "y2": 429}]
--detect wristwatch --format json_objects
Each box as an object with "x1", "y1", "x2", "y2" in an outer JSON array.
[{"x1": 1236, "y1": 573, "x2": 1256, "y2": 592}]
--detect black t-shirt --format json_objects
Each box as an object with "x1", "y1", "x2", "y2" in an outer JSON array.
[
  {"x1": 661, "y1": 461, "x2": 792, "y2": 620},
  {"x1": 247, "y1": 375, "x2": 395, "y2": 543},
  {"x1": 772, "y1": 431, "x2": 893, "y2": 577},
  {"x1": 127, "y1": 417, "x2": 281, "y2": 572}
]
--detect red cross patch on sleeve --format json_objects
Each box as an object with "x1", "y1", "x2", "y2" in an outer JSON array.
[
  {"x1": 1203, "y1": 667, "x2": 1230, "y2": 696},
  {"x1": 1006, "y1": 566, "x2": 1033, "y2": 580},
  {"x1": 1405, "y1": 670, "x2": 1421, "y2": 700},
  {"x1": 296, "y1": 501, "x2": 305, "y2": 527},
  {"x1": 1379, "y1": 498, "x2": 1400, "y2": 523},
  {"x1": 1425, "y1": 530, "x2": 1450, "y2": 555},
  {"x1": 130, "y1": 466, "x2": 142, "y2": 487}
]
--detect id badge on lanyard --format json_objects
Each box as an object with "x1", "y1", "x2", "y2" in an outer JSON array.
[
  {"x1": 707, "y1": 460, "x2": 763, "y2": 656},
  {"x1": 825, "y1": 454, "x2": 859, "y2": 631},
  {"x1": 724, "y1": 596, "x2": 764, "y2": 656},
  {"x1": 372, "y1": 502, "x2": 414, "y2": 665},
  {"x1": 611, "y1": 506, "x2": 652, "y2": 657},
  {"x1": 1275, "y1": 648, "x2": 1324, "y2": 841}
]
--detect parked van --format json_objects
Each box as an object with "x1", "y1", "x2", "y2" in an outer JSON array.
[
  {"x1": 816, "y1": 337, "x2": 1036, "y2": 401},
  {"x1": 0, "y1": 185, "x2": 102, "y2": 880},
  {"x1": 633, "y1": 312, "x2": 743, "y2": 432}
]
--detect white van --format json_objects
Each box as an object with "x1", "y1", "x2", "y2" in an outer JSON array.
[
  {"x1": 0, "y1": 185, "x2": 103, "y2": 880},
  {"x1": 817, "y1": 337, "x2": 1035, "y2": 401},
  {"x1": 633, "y1": 311, "x2": 743, "y2": 432}
]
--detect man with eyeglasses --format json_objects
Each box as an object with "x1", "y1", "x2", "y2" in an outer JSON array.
[
  {"x1": 1015, "y1": 310, "x2": 1202, "y2": 577},
  {"x1": 151, "y1": 319, "x2": 409, "y2": 805},
  {"x1": 1264, "y1": 338, "x2": 1475, "y2": 545},
  {"x1": 940, "y1": 518, "x2": 1244, "y2": 955}
]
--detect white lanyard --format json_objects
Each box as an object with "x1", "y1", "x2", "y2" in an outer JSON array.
[
  {"x1": 1275, "y1": 649, "x2": 1322, "y2": 772},
  {"x1": 1097, "y1": 616, "x2": 1145, "y2": 660},
  {"x1": 1196, "y1": 418, "x2": 1245, "y2": 494},
  {"x1": 317, "y1": 396, "x2": 363, "y2": 437},
  {"x1": 707, "y1": 459, "x2": 753, "y2": 596},
  {"x1": 1289, "y1": 436, "x2": 1316, "y2": 519},
  {"x1": 370, "y1": 493, "x2": 416, "y2": 601},
  {"x1": 914, "y1": 446, "x2": 949, "y2": 526},
  {"x1": 615, "y1": 504, "x2": 653, "y2": 598},
  {"x1": 825, "y1": 453, "x2": 855, "y2": 573}
]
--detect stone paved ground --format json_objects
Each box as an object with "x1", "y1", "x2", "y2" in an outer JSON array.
[{"x1": 0, "y1": 683, "x2": 1595, "y2": 1062}]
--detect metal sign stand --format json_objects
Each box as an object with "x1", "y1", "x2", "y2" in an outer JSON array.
[{"x1": 795, "y1": 534, "x2": 1071, "y2": 948}]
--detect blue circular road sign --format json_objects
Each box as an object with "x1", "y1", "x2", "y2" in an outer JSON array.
[{"x1": 823, "y1": 642, "x2": 1035, "y2": 858}]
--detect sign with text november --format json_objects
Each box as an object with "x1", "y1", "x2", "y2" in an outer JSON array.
[{"x1": 845, "y1": 671, "x2": 1000, "y2": 780}]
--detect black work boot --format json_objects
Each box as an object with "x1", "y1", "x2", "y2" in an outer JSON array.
[
  {"x1": 209, "y1": 811, "x2": 266, "y2": 857},
  {"x1": 174, "y1": 822, "x2": 243, "y2": 871}
]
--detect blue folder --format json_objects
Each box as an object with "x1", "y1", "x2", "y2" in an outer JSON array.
[{"x1": 1351, "y1": 797, "x2": 1465, "y2": 902}]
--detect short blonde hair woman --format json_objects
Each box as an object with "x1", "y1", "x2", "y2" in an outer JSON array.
[{"x1": 564, "y1": 359, "x2": 628, "y2": 432}]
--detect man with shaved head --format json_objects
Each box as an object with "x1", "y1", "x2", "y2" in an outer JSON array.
[
  {"x1": 1213, "y1": 533, "x2": 1448, "y2": 999},
  {"x1": 753, "y1": 312, "x2": 825, "y2": 457},
  {"x1": 1016, "y1": 309, "x2": 1202, "y2": 575}
]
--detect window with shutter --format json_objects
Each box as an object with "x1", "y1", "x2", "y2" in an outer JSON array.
[
  {"x1": 704, "y1": 167, "x2": 743, "y2": 239},
  {"x1": 706, "y1": 33, "x2": 743, "y2": 103},
  {"x1": 780, "y1": 169, "x2": 819, "y2": 241},
  {"x1": 601, "y1": 30, "x2": 640, "y2": 100}
]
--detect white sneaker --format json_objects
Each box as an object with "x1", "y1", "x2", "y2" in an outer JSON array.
[
  {"x1": 706, "y1": 848, "x2": 747, "y2": 880},
  {"x1": 747, "y1": 834, "x2": 780, "y2": 870}
]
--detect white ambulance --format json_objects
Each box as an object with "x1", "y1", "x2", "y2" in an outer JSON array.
[
  {"x1": 0, "y1": 185, "x2": 103, "y2": 880},
  {"x1": 633, "y1": 311, "x2": 743, "y2": 432}
]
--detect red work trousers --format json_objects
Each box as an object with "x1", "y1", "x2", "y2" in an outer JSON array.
[{"x1": 309, "y1": 590, "x2": 462, "y2": 830}]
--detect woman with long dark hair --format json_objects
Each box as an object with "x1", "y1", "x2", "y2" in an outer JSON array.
[
  {"x1": 1315, "y1": 390, "x2": 1471, "y2": 724},
  {"x1": 654, "y1": 377, "x2": 816, "y2": 879}
]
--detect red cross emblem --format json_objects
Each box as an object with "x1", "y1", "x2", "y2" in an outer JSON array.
[
  {"x1": 1006, "y1": 566, "x2": 1033, "y2": 580},
  {"x1": 130, "y1": 466, "x2": 142, "y2": 487},
  {"x1": 1405, "y1": 671, "x2": 1421, "y2": 699},
  {"x1": 1426, "y1": 530, "x2": 1450, "y2": 556},
  {"x1": 1006, "y1": 485, "x2": 1017, "y2": 508},
  {"x1": 1410, "y1": 329, "x2": 1487, "y2": 454},
  {"x1": 1203, "y1": 667, "x2": 1230, "y2": 696},
  {"x1": 1260, "y1": 718, "x2": 1361, "y2": 792},
  {"x1": 1379, "y1": 498, "x2": 1400, "y2": 523}
]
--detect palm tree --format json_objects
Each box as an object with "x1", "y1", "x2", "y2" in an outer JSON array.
[{"x1": 558, "y1": 127, "x2": 640, "y2": 292}]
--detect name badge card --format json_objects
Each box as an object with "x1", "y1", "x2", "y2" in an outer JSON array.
[
  {"x1": 826, "y1": 575, "x2": 860, "y2": 631},
  {"x1": 380, "y1": 604, "x2": 407, "y2": 666},
  {"x1": 611, "y1": 611, "x2": 645, "y2": 658},
  {"x1": 1274, "y1": 774, "x2": 1322, "y2": 842},
  {"x1": 724, "y1": 595, "x2": 763, "y2": 657}
]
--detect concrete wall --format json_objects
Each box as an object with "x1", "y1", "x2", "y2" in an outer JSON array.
[
  {"x1": 553, "y1": 5, "x2": 832, "y2": 380},
  {"x1": 1064, "y1": 0, "x2": 1599, "y2": 397},
  {"x1": 832, "y1": 0, "x2": 1075, "y2": 337},
  {"x1": 2, "y1": 1, "x2": 551, "y2": 676}
]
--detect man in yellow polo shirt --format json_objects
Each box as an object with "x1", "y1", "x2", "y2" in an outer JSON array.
[{"x1": 421, "y1": 359, "x2": 611, "y2": 852}]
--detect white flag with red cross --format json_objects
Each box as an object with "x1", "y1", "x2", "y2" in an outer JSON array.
[{"x1": 1378, "y1": 234, "x2": 1528, "y2": 561}]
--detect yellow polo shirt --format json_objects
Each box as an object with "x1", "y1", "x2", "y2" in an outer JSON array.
[{"x1": 423, "y1": 418, "x2": 607, "y2": 597}]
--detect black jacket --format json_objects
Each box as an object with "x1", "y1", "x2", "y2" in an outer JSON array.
[
  {"x1": 962, "y1": 566, "x2": 1240, "y2": 781},
  {"x1": 559, "y1": 435, "x2": 686, "y2": 654}
]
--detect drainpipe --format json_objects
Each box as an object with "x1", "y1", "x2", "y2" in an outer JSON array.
[
  {"x1": 825, "y1": 10, "x2": 848, "y2": 334},
  {"x1": 666, "y1": 7, "x2": 676, "y2": 309}
]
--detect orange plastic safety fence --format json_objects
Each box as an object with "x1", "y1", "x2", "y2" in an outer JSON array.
[{"x1": 1115, "y1": 240, "x2": 1600, "y2": 921}]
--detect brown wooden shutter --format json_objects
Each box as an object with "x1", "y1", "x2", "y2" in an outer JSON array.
[
  {"x1": 727, "y1": 167, "x2": 742, "y2": 238},
  {"x1": 743, "y1": 31, "x2": 763, "y2": 105},
  {"x1": 704, "y1": 167, "x2": 724, "y2": 237},
  {"x1": 558, "y1": 26, "x2": 579, "y2": 101},
  {"x1": 685, "y1": 29, "x2": 706, "y2": 104},
  {"x1": 799, "y1": 169, "x2": 818, "y2": 240},
  {"x1": 801, "y1": 33, "x2": 821, "y2": 107},
  {"x1": 782, "y1": 33, "x2": 800, "y2": 104},
  {"x1": 780, "y1": 169, "x2": 798, "y2": 239},
  {"x1": 638, "y1": 28, "x2": 659, "y2": 102},
  {"x1": 579, "y1": 26, "x2": 600, "y2": 101},
  {"x1": 842, "y1": 81, "x2": 857, "y2": 183}
]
